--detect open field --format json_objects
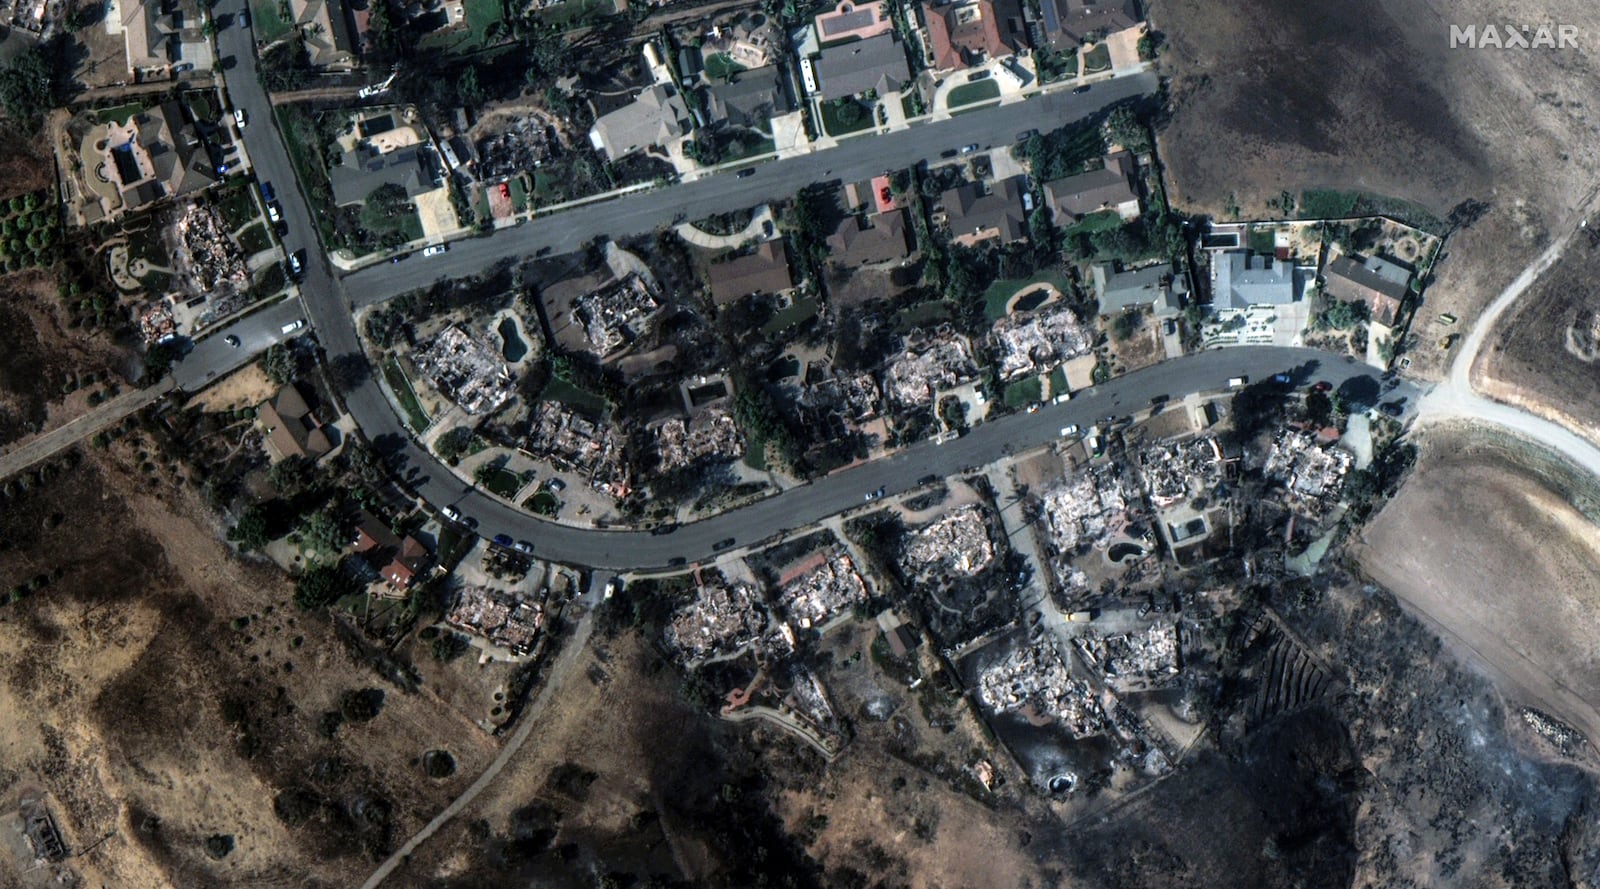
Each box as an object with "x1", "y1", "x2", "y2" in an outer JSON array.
[
  {"x1": 1474, "y1": 239, "x2": 1600, "y2": 444},
  {"x1": 1154, "y1": 0, "x2": 1600, "y2": 381},
  {"x1": 1354, "y1": 423, "x2": 1600, "y2": 749},
  {"x1": 0, "y1": 446, "x2": 498, "y2": 887}
]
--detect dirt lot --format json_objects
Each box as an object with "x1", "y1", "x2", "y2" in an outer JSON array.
[
  {"x1": 1473, "y1": 237, "x2": 1600, "y2": 443},
  {"x1": 0, "y1": 131, "x2": 53, "y2": 202},
  {"x1": 0, "y1": 447, "x2": 496, "y2": 887},
  {"x1": 1354, "y1": 423, "x2": 1600, "y2": 748},
  {"x1": 1154, "y1": 0, "x2": 1600, "y2": 380},
  {"x1": 0, "y1": 272, "x2": 136, "y2": 447}
]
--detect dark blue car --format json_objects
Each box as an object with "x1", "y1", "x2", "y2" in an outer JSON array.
[{"x1": 492, "y1": 533, "x2": 513, "y2": 548}]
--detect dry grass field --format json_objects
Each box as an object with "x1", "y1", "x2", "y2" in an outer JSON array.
[
  {"x1": 0, "y1": 448, "x2": 497, "y2": 887},
  {"x1": 1473, "y1": 235, "x2": 1600, "y2": 444},
  {"x1": 1353, "y1": 423, "x2": 1600, "y2": 748},
  {"x1": 1153, "y1": 0, "x2": 1600, "y2": 380}
]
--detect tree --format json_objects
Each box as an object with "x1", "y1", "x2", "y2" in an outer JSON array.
[
  {"x1": 294, "y1": 562, "x2": 352, "y2": 609},
  {"x1": 435, "y1": 426, "x2": 471, "y2": 463},
  {"x1": 835, "y1": 99, "x2": 862, "y2": 126},
  {"x1": 0, "y1": 48, "x2": 53, "y2": 127},
  {"x1": 227, "y1": 505, "x2": 272, "y2": 551},
  {"x1": 302, "y1": 508, "x2": 345, "y2": 557},
  {"x1": 261, "y1": 344, "x2": 297, "y2": 384},
  {"x1": 143, "y1": 342, "x2": 178, "y2": 380},
  {"x1": 268, "y1": 454, "x2": 315, "y2": 495},
  {"x1": 1105, "y1": 107, "x2": 1151, "y2": 153},
  {"x1": 457, "y1": 65, "x2": 485, "y2": 109},
  {"x1": 1112, "y1": 310, "x2": 1144, "y2": 341}
]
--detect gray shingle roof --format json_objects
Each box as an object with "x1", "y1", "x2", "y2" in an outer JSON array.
[
  {"x1": 815, "y1": 34, "x2": 910, "y2": 100},
  {"x1": 1213, "y1": 251, "x2": 1296, "y2": 310}
]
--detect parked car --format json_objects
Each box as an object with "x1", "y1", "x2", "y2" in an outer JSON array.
[
  {"x1": 422, "y1": 244, "x2": 448, "y2": 257},
  {"x1": 287, "y1": 250, "x2": 304, "y2": 278},
  {"x1": 492, "y1": 533, "x2": 513, "y2": 547},
  {"x1": 266, "y1": 203, "x2": 281, "y2": 223},
  {"x1": 1026, "y1": 403, "x2": 1040, "y2": 414},
  {"x1": 959, "y1": 143, "x2": 979, "y2": 154},
  {"x1": 259, "y1": 181, "x2": 275, "y2": 203},
  {"x1": 224, "y1": 334, "x2": 241, "y2": 347},
  {"x1": 1059, "y1": 424, "x2": 1079, "y2": 437},
  {"x1": 512, "y1": 540, "x2": 535, "y2": 555},
  {"x1": 1016, "y1": 129, "x2": 1038, "y2": 142},
  {"x1": 650, "y1": 523, "x2": 679, "y2": 536},
  {"x1": 390, "y1": 252, "x2": 410, "y2": 263},
  {"x1": 233, "y1": 108, "x2": 247, "y2": 128},
  {"x1": 974, "y1": 389, "x2": 987, "y2": 404},
  {"x1": 712, "y1": 538, "x2": 736, "y2": 551},
  {"x1": 918, "y1": 474, "x2": 939, "y2": 485},
  {"x1": 440, "y1": 506, "x2": 462, "y2": 523},
  {"x1": 238, "y1": 8, "x2": 249, "y2": 26},
  {"x1": 737, "y1": 168, "x2": 756, "y2": 178},
  {"x1": 1313, "y1": 380, "x2": 1333, "y2": 392},
  {"x1": 667, "y1": 556, "x2": 688, "y2": 567},
  {"x1": 1072, "y1": 84, "x2": 1091, "y2": 94},
  {"x1": 280, "y1": 319, "x2": 304, "y2": 335}
]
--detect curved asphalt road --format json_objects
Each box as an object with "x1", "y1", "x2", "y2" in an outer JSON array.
[{"x1": 207, "y1": 27, "x2": 1388, "y2": 570}]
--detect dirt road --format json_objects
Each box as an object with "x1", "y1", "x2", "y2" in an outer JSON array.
[
  {"x1": 358, "y1": 597, "x2": 601, "y2": 889},
  {"x1": 0, "y1": 379, "x2": 174, "y2": 481}
]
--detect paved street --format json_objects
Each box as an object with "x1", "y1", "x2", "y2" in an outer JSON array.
[
  {"x1": 340, "y1": 73, "x2": 1158, "y2": 305},
  {"x1": 171, "y1": 297, "x2": 309, "y2": 390}
]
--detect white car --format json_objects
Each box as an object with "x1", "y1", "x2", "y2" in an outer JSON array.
[
  {"x1": 1059, "y1": 424, "x2": 1079, "y2": 437},
  {"x1": 280, "y1": 319, "x2": 304, "y2": 334},
  {"x1": 422, "y1": 244, "x2": 448, "y2": 257},
  {"x1": 233, "y1": 108, "x2": 247, "y2": 128},
  {"x1": 266, "y1": 203, "x2": 281, "y2": 223},
  {"x1": 974, "y1": 389, "x2": 987, "y2": 404},
  {"x1": 440, "y1": 506, "x2": 462, "y2": 523}
]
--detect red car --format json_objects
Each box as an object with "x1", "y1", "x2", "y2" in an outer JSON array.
[{"x1": 1313, "y1": 381, "x2": 1333, "y2": 392}]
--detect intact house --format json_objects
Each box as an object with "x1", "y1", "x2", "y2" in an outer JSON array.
[
  {"x1": 813, "y1": 33, "x2": 912, "y2": 101},
  {"x1": 1210, "y1": 250, "x2": 1298, "y2": 312},
  {"x1": 588, "y1": 84, "x2": 693, "y2": 162},
  {"x1": 1321, "y1": 254, "x2": 1409, "y2": 330},
  {"x1": 289, "y1": 0, "x2": 360, "y2": 68},
  {"x1": 258, "y1": 383, "x2": 334, "y2": 462},
  {"x1": 1032, "y1": 0, "x2": 1140, "y2": 50},
  {"x1": 1092, "y1": 262, "x2": 1185, "y2": 317},
  {"x1": 350, "y1": 511, "x2": 431, "y2": 595},
  {"x1": 704, "y1": 66, "x2": 794, "y2": 130},
  {"x1": 328, "y1": 141, "x2": 441, "y2": 207},
  {"x1": 121, "y1": 0, "x2": 214, "y2": 78},
  {"x1": 921, "y1": 0, "x2": 1029, "y2": 72},
  {"x1": 707, "y1": 240, "x2": 796, "y2": 305},
  {"x1": 67, "y1": 102, "x2": 219, "y2": 225},
  {"x1": 939, "y1": 176, "x2": 1028, "y2": 247},
  {"x1": 825, "y1": 207, "x2": 912, "y2": 267},
  {"x1": 1044, "y1": 153, "x2": 1139, "y2": 222}
]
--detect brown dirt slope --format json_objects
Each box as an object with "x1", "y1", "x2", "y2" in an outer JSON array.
[{"x1": 0, "y1": 450, "x2": 495, "y2": 888}]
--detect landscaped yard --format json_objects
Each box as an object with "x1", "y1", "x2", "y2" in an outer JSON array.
[
  {"x1": 894, "y1": 299, "x2": 953, "y2": 332},
  {"x1": 1082, "y1": 43, "x2": 1111, "y2": 73},
  {"x1": 383, "y1": 357, "x2": 431, "y2": 433},
  {"x1": 525, "y1": 489, "x2": 562, "y2": 516},
  {"x1": 542, "y1": 375, "x2": 607, "y2": 413},
  {"x1": 508, "y1": 176, "x2": 530, "y2": 213},
  {"x1": 1247, "y1": 226, "x2": 1276, "y2": 255},
  {"x1": 99, "y1": 103, "x2": 144, "y2": 125},
  {"x1": 1060, "y1": 210, "x2": 1124, "y2": 239},
  {"x1": 900, "y1": 93, "x2": 919, "y2": 119},
  {"x1": 1048, "y1": 366, "x2": 1068, "y2": 395},
  {"x1": 820, "y1": 98, "x2": 875, "y2": 137},
  {"x1": 761, "y1": 295, "x2": 819, "y2": 337},
  {"x1": 1003, "y1": 375, "x2": 1043, "y2": 408},
  {"x1": 982, "y1": 270, "x2": 1071, "y2": 322},
  {"x1": 945, "y1": 79, "x2": 1000, "y2": 109},
  {"x1": 482, "y1": 467, "x2": 525, "y2": 498},
  {"x1": 536, "y1": 0, "x2": 611, "y2": 29},
  {"x1": 703, "y1": 52, "x2": 747, "y2": 81},
  {"x1": 420, "y1": 0, "x2": 507, "y2": 52},
  {"x1": 249, "y1": 0, "x2": 292, "y2": 43},
  {"x1": 215, "y1": 183, "x2": 262, "y2": 231},
  {"x1": 236, "y1": 222, "x2": 273, "y2": 254}
]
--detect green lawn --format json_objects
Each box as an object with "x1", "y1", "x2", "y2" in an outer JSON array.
[
  {"x1": 703, "y1": 52, "x2": 747, "y2": 81},
  {"x1": 1083, "y1": 43, "x2": 1111, "y2": 73},
  {"x1": 1248, "y1": 226, "x2": 1276, "y2": 254},
  {"x1": 761, "y1": 295, "x2": 819, "y2": 337},
  {"x1": 536, "y1": 0, "x2": 612, "y2": 29},
  {"x1": 901, "y1": 93, "x2": 919, "y2": 119},
  {"x1": 237, "y1": 222, "x2": 273, "y2": 254},
  {"x1": 981, "y1": 270, "x2": 1072, "y2": 322},
  {"x1": 215, "y1": 184, "x2": 262, "y2": 231},
  {"x1": 1003, "y1": 375, "x2": 1043, "y2": 408},
  {"x1": 185, "y1": 92, "x2": 219, "y2": 124},
  {"x1": 894, "y1": 299, "x2": 953, "y2": 331},
  {"x1": 525, "y1": 490, "x2": 561, "y2": 516},
  {"x1": 820, "y1": 99, "x2": 874, "y2": 137},
  {"x1": 542, "y1": 375, "x2": 607, "y2": 413},
  {"x1": 508, "y1": 175, "x2": 530, "y2": 213},
  {"x1": 721, "y1": 134, "x2": 776, "y2": 163},
  {"x1": 99, "y1": 103, "x2": 143, "y2": 125},
  {"x1": 1048, "y1": 366, "x2": 1068, "y2": 396},
  {"x1": 945, "y1": 79, "x2": 1000, "y2": 109},
  {"x1": 250, "y1": 0, "x2": 292, "y2": 43},
  {"x1": 743, "y1": 443, "x2": 769, "y2": 471},
  {"x1": 482, "y1": 467, "x2": 523, "y2": 498},
  {"x1": 383, "y1": 357, "x2": 431, "y2": 433},
  {"x1": 1060, "y1": 209, "x2": 1124, "y2": 238},
  {"x1": 420, "y1": 0, "x2": 507, "y2": 51}
]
